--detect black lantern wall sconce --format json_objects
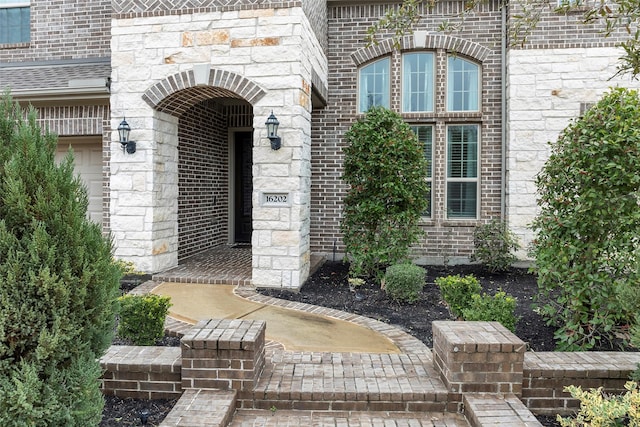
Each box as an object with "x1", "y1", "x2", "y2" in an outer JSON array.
[
  {"x1": 265, "y1": 112, "x2": 281, "y2": 150},
  {"x1": 117, "y1": 118, "x2": 137, "y2": 154}
]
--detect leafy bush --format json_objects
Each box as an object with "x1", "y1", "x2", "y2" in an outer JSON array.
[
  {"x1": 472, "y1": 220, "x2": 520, "y2": 273},
  {"x1": 558, "y1": 382, "x2": 640, "y2": 426},
  {"x1": 114, "y1": 258, "x2": 140, "y2": 275},
  {"x1": 341, "y1": 107, "x2": 429, "y2": 281},
  {"x1": 436, "y1": 274, "x2": 481, "y2": 318},
  {"x1": 118, "y1": 294, "x2": 172, "y2": 345},
  {"x1": 383, "y1": 263, "x2": 425, "y2": 303},
  {"x1": 0, "y1": 93, "x2": 121, "y2": 425},
  {"x1": 531, "y1": 87, "x2": 640, "y2": 350},
  {"x1": 462, "y1": 291, "x2": 518, "y2": 332}
]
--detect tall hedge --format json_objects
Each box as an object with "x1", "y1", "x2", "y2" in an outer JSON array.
[
  {"x1": 531, "y1": 87, "x2": 640, "y2": 350},
  {"x1": 341, "y1": 107, "x2": 429, "y2": 280},
  {"x1": 0, "y1": 94, "x2": 121, "y2": 425}
]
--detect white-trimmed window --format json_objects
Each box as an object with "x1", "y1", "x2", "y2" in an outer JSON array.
[
  {"x1": 447, "y1": 56, "x2": 479, "y2": 111},
  {"x1": 402, "y1": 52, "x2": 435, "y2": 112},
  {"x1": 358, "y1": 57, "x2": 390, "y2": 113},
  {"x1": 446, "y1": 125, "x2": 479, "y2": 218},
  {"x1": 0, "y1": 0, "x2": 30, "y2": 44},
  {"x1": 410, "y1": 125, "x2": 433, "y2": 217}
]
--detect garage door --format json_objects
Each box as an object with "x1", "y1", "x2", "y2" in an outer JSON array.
[{"x1": 56, "y1": 139, "x2": 103, "y2": 224}]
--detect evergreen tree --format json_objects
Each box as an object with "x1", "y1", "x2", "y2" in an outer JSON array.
[{"x1": 0, "y1": 93, "x2": 121, "y2": 425}]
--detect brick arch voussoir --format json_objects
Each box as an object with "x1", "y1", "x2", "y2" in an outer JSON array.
[
  {"x1": 142, "y1": 69, "x2": 266, "y2": 112},
  {"x1": 350, "y1": 33, "x2": 491, "y2": 66}
]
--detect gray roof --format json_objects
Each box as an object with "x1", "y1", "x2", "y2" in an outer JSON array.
[{"x1": 0, "y1": 59, "x2": 111, "y2": 94}]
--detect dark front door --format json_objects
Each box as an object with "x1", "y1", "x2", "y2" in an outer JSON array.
[{"x1": 234, "y1": 131, "x2": 252, "y2": 243}]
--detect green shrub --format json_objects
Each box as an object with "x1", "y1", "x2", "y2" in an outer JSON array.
[
  {"x1": 462, "y1": 291, "x2": 518, "y2": 332},
  {"x1": 531, "y1": 88, "x2": 640, "y2": 350},
  {"x1": 472, "y1": 220, "x2": 520, "y2": 273},
  {"x1": 118, "y1": 294, "x2": 172, "y2": 345},
  {"x1": 436, "y1": 274, "x2": 481, "y2": 318},
  {"x1": 0, "y1": 93, "x2": 121, "y2": 425},
  {"x1": 114, "y1": 258, "x2": 140, "y2": 275},
  {"x1": 341, "y1": 107, "x2": 429, "y2": 281},
  {"x1": 383, "y1": 263, "x2": 425, "y2": 303},
  {"x1": 558, "y1": 382, "x2": 640, "y2": 426}
]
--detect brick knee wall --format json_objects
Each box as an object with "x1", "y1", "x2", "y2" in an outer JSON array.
[
  {"x1": 523, "y1": 351, "x2": 640, "y2": 416},
  {"x1": 433, "y1": 321, "x2": 526, "y2": 401},
  {"x1": 100, "y1": 346, "x2": 182, "y2": 399},
  {"x1": 180, "y1": 319, "x2": 266, "y2": 392}
]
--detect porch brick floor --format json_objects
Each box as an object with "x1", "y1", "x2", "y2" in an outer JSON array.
[{"x1": 153, "y1": 245, "x2": 252, "y2": 286}]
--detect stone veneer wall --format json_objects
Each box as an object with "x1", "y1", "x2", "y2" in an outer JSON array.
[
  {"x1": 111, "y1": 5, "x2": 326, "y2": 287},
  {"x1": 504, "y1": 6, "x2": 640, "y2": 254},
  {"x1": 177, "y1": 100, "x2": 230, "y2": 261},
  {"x1": 506, "y1": 47, "x2": 640, "y2": 252},
  {"x1": 311, "y1": 1, "x2": 504, "y2": 264}
]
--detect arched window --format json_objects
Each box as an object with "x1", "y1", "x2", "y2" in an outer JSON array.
[
  {"x1": 358, "y1": 57, "x2": 390, "y2": 113},
  {"x1": 402, "y1": 52, "x2": 435, "y2": 112},
  {"x1": 447, "y1": 56, "x2": 480, "y2": 112}
]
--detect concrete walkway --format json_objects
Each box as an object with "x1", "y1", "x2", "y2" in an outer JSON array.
[{"x1": 151, "y1": 282, "x2": 400, "y2": 354}]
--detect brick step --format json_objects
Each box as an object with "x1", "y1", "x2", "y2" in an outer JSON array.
[
  {"x1": 229, "y1": 409, "x2": 470, "y2": 426},
  {"x1": 238, "y1": 351, "x2": 456, "y2": 412},
  {"x1": 100, "y1": 346, "x2": 182, "y2": 400},
  {"x1": 464, "y1": 393, "x2": 542, "y2": 427},
  {"x1": 161, "y1": 389, "x2": 236, "y2": 427}
]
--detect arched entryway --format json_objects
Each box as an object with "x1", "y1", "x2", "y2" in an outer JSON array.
[
  {"x1": 176, "y1": 98, "x2": 253, "y2": 261},
  {"x1": 143, "y1": 68, "x2": 265, "y2": 265}
]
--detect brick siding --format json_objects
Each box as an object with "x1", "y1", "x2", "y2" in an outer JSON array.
[
  {"x1": 509, "y1": 6, "x2": 634, "y2": 50},
  {"x1": 178, "y1": 100, "x2": 231, "y2": 261},
  {"x1": 303, "y1": 0, "x2": 328, "y2": 54},
  {"x1": 35, "y1": 105, "x2": 108, "y2": 137},
  {"x1": 112, "y1": 0, "x2": 302, "y2": 18},
  {"x1": 0, "y1": 0, "x2": 111, "y2": 62},
  {"x1": 177, "y1": 101, "x2": 254, "y2": 260},
  {"x1": 311, "y1": 1, "x2": 504, "y2": 262}
]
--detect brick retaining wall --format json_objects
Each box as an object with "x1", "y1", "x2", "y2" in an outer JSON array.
[
  {"x1": 523, "y1": 351, "x2": 640, "y2": 416},
  {"x1": 100, "y1": 346, "x2": 182, "y2": 399},
  {"x1": 99, "y1": 319, "x2": 640, "y2": 420}
]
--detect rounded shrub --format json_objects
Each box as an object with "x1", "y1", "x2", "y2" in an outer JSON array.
[
  {"x1": 435, "y1": 274, "x2": 481, "y2": 319},
  {"x1": 462, "y1": 291, "x2": 518, "y2": 332},
  {"x1": 118, "y1": 294, "x2": 172, "y2": 346},
  {"x1": 383, "y1": 263, "x2": 425, "y2": 303}
]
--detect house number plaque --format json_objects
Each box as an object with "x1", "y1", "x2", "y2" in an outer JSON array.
[{"x1": 261, "y1": 192, "x2": 290, "y2": 206}]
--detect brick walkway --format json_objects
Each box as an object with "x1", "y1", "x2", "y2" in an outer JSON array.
[
  {"x1": 148, "y1": 246, "x2": 539, "y2": 426},
  {"x1": 229, "y1": 410, "x2": 467, "y2": 426}
]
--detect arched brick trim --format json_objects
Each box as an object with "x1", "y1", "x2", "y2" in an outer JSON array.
[
  {"x1": 142, "y1": 69, "x2": 266, "y2": 117},
  {"x1": 350, "y1": 34, "x2": 491, "y2": 66}
]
